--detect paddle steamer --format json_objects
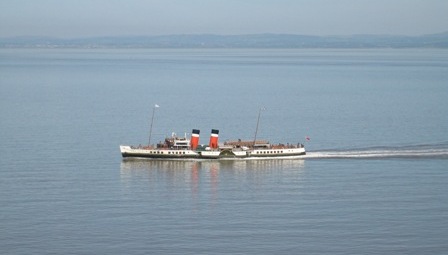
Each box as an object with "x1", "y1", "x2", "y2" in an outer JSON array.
[{"x1": 120, "y1": 106, "x2": 306, "y2": 160}]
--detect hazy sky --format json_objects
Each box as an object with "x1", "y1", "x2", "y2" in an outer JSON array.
[{"x1": 1, "y1": 0, "x2": 447, "y2": 38}]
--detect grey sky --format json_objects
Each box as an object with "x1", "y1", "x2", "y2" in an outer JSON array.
[{"x1": 1, "y1": 0, "x2": 447, "y2": 38}]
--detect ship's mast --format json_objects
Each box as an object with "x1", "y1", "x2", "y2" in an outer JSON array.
[
  {"x1": 148, "y1": 104, "x2": 159, "y2": 146},
  {"x1": 253, "y1": 107, "x2": 265, "y2": 147}
]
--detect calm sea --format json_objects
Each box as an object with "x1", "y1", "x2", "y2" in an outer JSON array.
[{"x1": 1, "y1": 48, "x2": 448, "y2": 254}]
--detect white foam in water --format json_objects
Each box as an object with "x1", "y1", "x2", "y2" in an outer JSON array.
[{"x1": 304, "y1": 144, "x2": 448, "y2": 159}]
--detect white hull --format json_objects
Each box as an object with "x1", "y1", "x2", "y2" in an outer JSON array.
[{"x1": 120, "y1": 145, "x2": 305, "y2": 160}]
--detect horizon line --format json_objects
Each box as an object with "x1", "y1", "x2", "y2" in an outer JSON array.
[{"x1": 2, "y1": 31, "x2": 448, "y2": 39}]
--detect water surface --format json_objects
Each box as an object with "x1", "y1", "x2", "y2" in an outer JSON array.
[{"x1": 1, "y1": 48, "x2": 448, "y2": 254}]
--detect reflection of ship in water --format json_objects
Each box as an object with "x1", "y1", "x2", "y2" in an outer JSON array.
[
  {"x1": 120, "y1": 158, "x2": 305, "y2": 183},
  {"x1": 121, "y1": 158, "x2": 304, "y2": 172},
  {"x1": 120, "y1": 159, "x2": 305, "y2": 207}
]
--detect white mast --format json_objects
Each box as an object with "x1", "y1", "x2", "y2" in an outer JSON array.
[
  {"x1": 253, "y1": 107, "x2": 265, "y2": 147},
  {"x1": 148, "y1": 104, "x2": 159, "y2": 146}
]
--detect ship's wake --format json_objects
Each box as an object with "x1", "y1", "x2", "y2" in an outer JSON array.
[{"x1": 304, "y1": 142, "x2": 448, "y2": 160}]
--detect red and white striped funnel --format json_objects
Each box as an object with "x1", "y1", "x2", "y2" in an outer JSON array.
[
  {"x1": 190, "y1": 129, "x2": 200, "y2": 150},
  {"x1": 209, "y1": 129, "x2": 219, "y2": 149}
]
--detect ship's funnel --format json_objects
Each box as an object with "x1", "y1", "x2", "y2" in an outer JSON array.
[
  {"x1": 209, "y1": 129, "x2": 219, "y2": 149},
  {"x1": 190, "y1": 129, "x2": 200, "y2": 150}
]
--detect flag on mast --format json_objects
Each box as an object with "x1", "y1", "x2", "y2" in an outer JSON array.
[
  {"x1": 306, "y1": 136, "x2": 310, "y2": 141},
  {"x1": 155, "y1": 104, "x2": 160, "y2": 108}
]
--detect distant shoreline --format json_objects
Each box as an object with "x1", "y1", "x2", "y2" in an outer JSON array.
[{"x1": 1, "y1": 33, "x2": 447, "y2": 48}]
